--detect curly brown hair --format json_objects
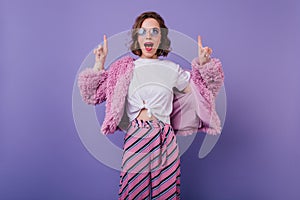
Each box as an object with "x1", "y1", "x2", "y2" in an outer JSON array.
[{"x1": 130, "y1": 11, "x2": 171, "y2": 57}]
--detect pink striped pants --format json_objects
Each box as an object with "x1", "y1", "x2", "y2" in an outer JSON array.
[{"x1": 118, "y1": 119, "x2": 181, "y2": 200}]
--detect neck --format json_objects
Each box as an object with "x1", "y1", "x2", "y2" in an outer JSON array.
[{"x1": 140, "y1": 54, "x2": 158, "y2": 59}]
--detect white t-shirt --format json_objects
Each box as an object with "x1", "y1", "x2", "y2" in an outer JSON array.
[{"x1": 126, "y1": 58, "x2": 190, "y2": 124}]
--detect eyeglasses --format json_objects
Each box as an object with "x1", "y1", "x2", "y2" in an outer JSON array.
[{"x1": 137, "y1": 28, "x2": 160, "y2": 37}]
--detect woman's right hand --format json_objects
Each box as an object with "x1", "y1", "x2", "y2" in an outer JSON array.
[{"x1": 93, "y1": 35, "x2": 108, "y2": 71}]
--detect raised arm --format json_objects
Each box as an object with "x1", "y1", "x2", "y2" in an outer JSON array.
[
  {"x1": 191, "y1": 35, "x2": 224, "y2": 98},
  {"x1": 179, "y1": 36, "x2": 224, "y2": 135},
  {"x1": 77, "y1": 35, "x2": 109, "y2": 105}
]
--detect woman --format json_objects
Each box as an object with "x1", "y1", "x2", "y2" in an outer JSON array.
[{"x1": 78, "y1": 11, "x2": 224, "y2": 200}]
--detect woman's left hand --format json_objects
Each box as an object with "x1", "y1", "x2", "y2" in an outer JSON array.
[{"x1": 198, "y1": 35, "x2": 212, "y2": 66}]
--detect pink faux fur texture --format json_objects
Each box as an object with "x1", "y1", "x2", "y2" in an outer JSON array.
[
  {"x1": 190, "y1": 58, "x2": 224, "y2": 135},
  {"x1": 77, "y1": 56, "x2": 224, "y2": 135},
  {"x1": 192, "y1": 58, "x2": 224, "y2": 98},
  {"x1": 101, "y1": 56, "x2": 134, "y2": 134},
  {"x1": 77, "y1": 69, "x2": 108, "y2": 105}
]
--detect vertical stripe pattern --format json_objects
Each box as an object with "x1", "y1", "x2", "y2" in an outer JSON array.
[{"x1": 119, "y1": 119, "x2": 180, "y2": 200}]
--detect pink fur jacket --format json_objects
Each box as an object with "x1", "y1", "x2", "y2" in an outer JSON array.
[{"x1": 78, "y1": 55, "x2": 224, "y2": 136}]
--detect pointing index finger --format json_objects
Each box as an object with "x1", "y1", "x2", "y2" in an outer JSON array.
[
  {"x1": 103, "y1": 34, "x2": 108, "y2": 50},
  {"x1": 198, "y1": 35, "x2": 203, "y2": 49}
]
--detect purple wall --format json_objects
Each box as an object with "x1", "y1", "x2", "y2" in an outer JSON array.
[{"x1": 1, "y1": 0, "x2": 300, "y2": 199}]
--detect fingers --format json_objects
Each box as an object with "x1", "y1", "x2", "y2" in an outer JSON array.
[
  {"x1": 198, "y1": 35, "x2": 203, "y2": 57},
  {"x1": 103, "y1": 34, "x2": 108, "y2": 54},
  {"x1": 204, "y1": 47, "x2": 212, "y2": 55},
  {"x1": 198, "y1": 35, "x2": 203, "y2": 49},
  {"x1": 203, "y1": 47, "x2": 212, "y2": 55},
  {"x1": 94, "y1": 44, "x2": 103, "y2": 55},
  {"x1": 93, "y1": 34, "x2": 108, "y2": 55},
  {"x1": 198, "y1": 35, "x2": 213, "y2": 55}
]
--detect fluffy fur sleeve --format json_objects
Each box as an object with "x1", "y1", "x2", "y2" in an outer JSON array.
[
  {"x1": 187, "y1": 57, "x2": 224, "y2": 135},
  {"x1": 191, "y1": 58, "x2": 224, "y2": 97},
  {"x1": 77, "y1": 68, "x2": 108, "y2": 105}
]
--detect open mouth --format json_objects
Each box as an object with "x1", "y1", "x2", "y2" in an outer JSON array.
[{"x1": 144, "y1": 42, "x2": 154, "y2": 52}]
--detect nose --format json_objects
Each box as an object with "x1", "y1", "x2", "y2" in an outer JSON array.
[{"x1": 146, "y1": 30, "x2": 152, "y2": 39}]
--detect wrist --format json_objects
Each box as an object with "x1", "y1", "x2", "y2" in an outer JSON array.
[
  {"x1": 198, "y1": 58, "x2": 205, "y2": 66},
  {"x1": 93, "y1": 61, "x2": 104, "y2": 71},
  {"x1": 199, "y1": 57, "x2": 210, "y2": 66}
]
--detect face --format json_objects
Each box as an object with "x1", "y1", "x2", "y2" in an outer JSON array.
[{"x1": 137, "y1": 18, "x2": 161, "y2": 59}]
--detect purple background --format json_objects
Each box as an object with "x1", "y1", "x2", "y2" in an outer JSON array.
[{"x1": 1, "y1": 0, "x2": 300, "y2": 199}]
